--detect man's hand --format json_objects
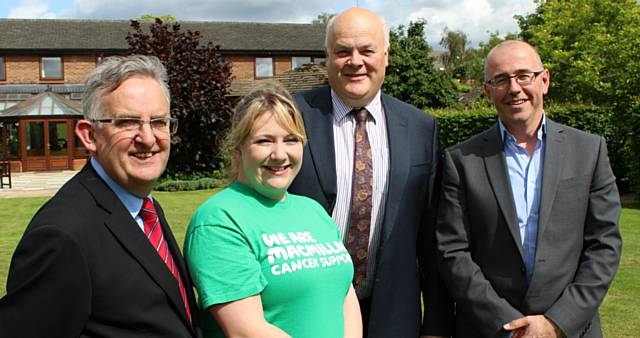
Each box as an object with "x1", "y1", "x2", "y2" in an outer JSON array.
[{"x1": 503, "y1": 315, "x2": 562, "y2": 338}]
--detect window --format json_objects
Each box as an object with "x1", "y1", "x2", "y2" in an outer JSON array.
[
  {"x1": 0, "y1": 57, "x2": 5, "y2": 81},
  {"x1": 313, "y1": 57, "x2": 326, "y2": 66},
  {"x1": 40, "y1": 56, "x2": 63, "y2": 80},
  {"x1": 255, "y1": 57, "x2": 273, "y2": 78},
  {"x1": 292, "y1": 57, "x2": 311, "y2": 70}
]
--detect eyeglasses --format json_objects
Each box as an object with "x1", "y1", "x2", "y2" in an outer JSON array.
[
  {"x1": 485, "y1": 70, "x2": 545, "y2": 89},
  {"x1": 91, "y1": 117, "x2": 178, "y2": 135}
]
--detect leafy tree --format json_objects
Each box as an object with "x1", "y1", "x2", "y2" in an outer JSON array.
[
  {"x1": 126, "y1": 19, "x2": 234, "y2": 177},
  {"x1": 463, "y1": 31, "x2": 519, "y2": 83},
  {"x1": 383, "y1": 19, "x2": 458, "y2": 109},
  {"x1": 138, "y1": 14, "x2": 177, "y2": 22},
  {"x1": 439, "y1": 27, "x2": 468, "y2": 73},
  {"x1": 312, "y1": 13, "x2": 335, "y2": 25},
  {"x1": 516, "y1": 0, "x2": 640, "y2": 192}
]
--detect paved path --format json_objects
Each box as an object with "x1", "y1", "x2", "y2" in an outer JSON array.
[{"x1": 0, "y1": 170, "x2": 78, "y2": 198}]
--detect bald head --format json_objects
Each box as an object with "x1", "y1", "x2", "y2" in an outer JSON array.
[
  {"x1": 484, "y1": 40, "x2": 543, "y2": 81},
  {"x1": 325, "y1": 7, "x2": 390, "y2": 51}
]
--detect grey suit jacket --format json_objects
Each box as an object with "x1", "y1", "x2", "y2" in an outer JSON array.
[
  {"x1": 289, "y1": 86, "x2": 454, "y2": 337},
  {"x1": 436, "y1": 119, "x2": 622, "y2": 338}
]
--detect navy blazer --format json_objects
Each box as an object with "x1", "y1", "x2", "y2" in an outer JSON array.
[
  {"x1": 289, "y1": 86, "x2": 454, "y2": 337},
  {"x1": 1, "y1": 164, "x2": 201, "y2": 338}
]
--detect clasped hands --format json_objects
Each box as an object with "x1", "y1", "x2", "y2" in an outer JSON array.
[{"x1": 504, "y1": 315, "x2": 563, "y2": 338}]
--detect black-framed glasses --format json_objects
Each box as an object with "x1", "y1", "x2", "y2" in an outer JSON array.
[
  {"x1": 90, "y1": 117, "x2": 178, "y2": 135},
  {"x1": 485, "y1": 70, "x2": 545, "y2": 89}
]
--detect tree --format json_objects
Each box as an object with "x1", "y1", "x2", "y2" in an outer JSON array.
[
  {"x1": 312, "y1": 13, "x2": 335, "y2": 25},
  {"x1": 138, "y1": 14, "x2": 177, "y2": 22},
  {"x1": 516, "y1": 0, "x2": 640, "y2": 108},
  {"x1": 127, "y1": 19, "x2": 234, "y2": 177},
  {"x1": 463, "y1": 31, "x2": 519, "y2": 83},
  {"x1": 383, "y1": 19, "x2": 458, "y2": 109},
  {"x1": 516, "y1": 0, "x2": 640, "y2": 192},
  {"x1": 439, "y1": 27, "x2": 468, "y2": 73}
]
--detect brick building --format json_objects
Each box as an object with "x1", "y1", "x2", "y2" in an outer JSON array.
[{"x1": 0, "y1": 19, "x2": 327, "y2": 171}]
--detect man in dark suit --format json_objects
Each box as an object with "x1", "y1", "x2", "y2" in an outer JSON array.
[
  {"x1": 0, "y1": 55, "x2": 199, "y2": 338},
  {"x1": 288, "y1": 7, "x2": 453, "y2": 338},
  {"x1": 436, "y1": 40, "x2": 622, "y2": 338}
]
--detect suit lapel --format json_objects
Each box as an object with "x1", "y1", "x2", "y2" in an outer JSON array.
[
  {"x1": 481, "y1": 124, "x2": 525, "y2": 259},
  {"x1": 380, "y1": 95, "x2": 409, "y2": 242},
  {"x1": 304, "y1": 87, "x2": 338, "y2": 205},
  {"x1": 78, "y1": 166, "x2": 193, "y2": 332},
  {"x1": 537, "y1": 120, "x2": 564, "y2": 240}
]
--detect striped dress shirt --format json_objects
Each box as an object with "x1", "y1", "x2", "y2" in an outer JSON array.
[{"x1": 331, "y1": 89, "x2": 389, "y2": 298}]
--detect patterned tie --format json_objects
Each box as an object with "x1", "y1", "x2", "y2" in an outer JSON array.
[
  {"x1": 346, "y1": 108, "x2": 373, "y2": 288},
  {"x1": 139, "y1": 198, "x2": 192, "y2": 324}
]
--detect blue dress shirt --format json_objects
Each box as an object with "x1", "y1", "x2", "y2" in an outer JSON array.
[
  {"x1": 90, "y1": 157, "x2": 153, "y2": 232},
  {"x1": 498, "y1": 116, "x2": 546, "y2": 284}
]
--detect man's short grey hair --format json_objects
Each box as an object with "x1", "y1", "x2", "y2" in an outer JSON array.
[
  {"x1": 82, "y1": 55, "x2": 170, "y2": 120},
  {"x1": 324, "y1": 14, "x2": 390, "y2": 51}
]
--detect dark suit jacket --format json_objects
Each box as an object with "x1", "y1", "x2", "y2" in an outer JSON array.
[
  {"x1": 0, "y1": 164, "x2": 200, "y2": 338},
  {"x1": 436, "y1": 120, "x2": 622, "y2": 338},
  {"x1": 289, "y1": 86, "x2": 454, "y2": 337}
]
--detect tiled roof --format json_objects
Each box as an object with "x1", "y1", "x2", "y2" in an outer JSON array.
[
  {"x1": 0, "y1": 84, "x2": 85, "y2": 94},
  {"x1": 0, "y1": 19, "x2": 326, "y2": 53},
  {"x1": 229, "y1": 63, "x2": 328, "y2": 97},
  {"x1": 0, "y1": 91, "x2": 82, "y2": 117}
]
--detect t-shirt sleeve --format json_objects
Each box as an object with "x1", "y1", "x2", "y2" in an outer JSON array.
[{"x1": 184, "y1": 210, "x2": 267, "y2": 310}]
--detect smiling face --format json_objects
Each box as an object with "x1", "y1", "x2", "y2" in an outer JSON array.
[
  {"x1": 78, "y1": 76, "x2": 170, "y2": 197},
  {"x1": 236, "y1": 111, "x2": 303, "y2": 200},
  {"x1": 484, "y1": 41, "x2": 549, "y2": 132},
  {"x1": 326, "y1": 8, "x2": 389, "y2": 108}
]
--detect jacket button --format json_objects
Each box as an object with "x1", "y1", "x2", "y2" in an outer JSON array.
[{"x1": 520, "y1": 267, "x2": 526, "y2": 273}]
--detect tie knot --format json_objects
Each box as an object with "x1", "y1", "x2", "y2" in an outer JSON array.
[
  {"x1": 140, "y1": 197, "x2": 157, "y2": 220},
  {"x1": 352, "y1": 108, "x2": 369, "y2": 124}
]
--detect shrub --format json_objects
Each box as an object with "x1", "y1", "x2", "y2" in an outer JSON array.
[{"x1": 430, "y1": 104, "x2": 636, "y2": 193}]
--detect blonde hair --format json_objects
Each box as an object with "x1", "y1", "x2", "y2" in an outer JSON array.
[{"x1": 225, "y1": 82, "x2": 307, "y2": 181}]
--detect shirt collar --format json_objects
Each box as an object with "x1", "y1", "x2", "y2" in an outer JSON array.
[
  {"x1": 90, "y1": 157, "x2": 152, "y2": 219},
  {"x1": 498, "y1": 113, "x2": 547, "y2": 143},
  {"x1": 331, "y1": 89, "x2": 383, "y2": 123}
]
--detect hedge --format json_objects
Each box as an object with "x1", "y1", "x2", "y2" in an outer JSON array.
[
  {"x1": 155, "y1": 104, "x2": 638, "y2": 194},
  {"x1": 154, "y1": 177, "x2": 224, "y2": 192},
  {"x1": 430, "y1": 104, "x2": 637, "y2": 193}
]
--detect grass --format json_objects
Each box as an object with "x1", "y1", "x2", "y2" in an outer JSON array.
[{"x1": 0, "y1": 192, "x2": 638, "y2": 335}]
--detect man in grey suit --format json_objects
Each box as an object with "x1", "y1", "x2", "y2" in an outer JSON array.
[
  {"x1": 289, "y1": 7, "x2": 453, "y2": 338},
  {"x1": 436, "y1": 40, "x2": 622, "y2": 338}
]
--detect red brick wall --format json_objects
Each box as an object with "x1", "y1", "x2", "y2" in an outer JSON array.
[
  {"x1": 227, "y1": 55, "x2": 300, "y2": 80},
  {"x1": 227, "y1": 55, "x2": 254, "y2": 80},
  {"x1": 64, "y1": 55, "x2": 97, "y2": 83},
  {"x1": 3, "y1": 53, "x2": 319, "y2": 84},
  {"x1": 274, "y1": 56, "x2": 292, "y2": 75},
  {"x1": 5, "y1": 55, "x2": 39, "y2": 83},
  {"x1": 3, "y1": 54, "x2": 98, "y2": 84}
]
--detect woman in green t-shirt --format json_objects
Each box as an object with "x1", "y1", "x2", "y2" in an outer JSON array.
[{"x1": 184, "y1": 84, "x2": 362, "y2": 338}]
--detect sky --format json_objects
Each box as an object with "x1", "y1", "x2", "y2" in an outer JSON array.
[{"x1": 0, "y1": 0, "x2": 538, "y2": 49}]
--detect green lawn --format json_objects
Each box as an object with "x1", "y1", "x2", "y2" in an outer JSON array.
[{"x1": 0, "y1": 192, "x2": 637, "y2": 335}]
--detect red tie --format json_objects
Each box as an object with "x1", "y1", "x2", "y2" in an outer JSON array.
[
  {"x1": 139, "y1": 198, "x2": 192, "y2": 324},
  {"x1": 347, "y1": 108, "x2": 373, "y2": 289}
]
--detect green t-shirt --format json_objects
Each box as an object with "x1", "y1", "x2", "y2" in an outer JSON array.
[{"x1": 184, "y1": 181, "x2": 354, "y2": 338}]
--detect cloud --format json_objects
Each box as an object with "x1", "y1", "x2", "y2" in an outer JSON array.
[
  {"x1": 4, "y1": 0, "x2": 537, "y2": 48},
  {"x1": 8, "y1": 0, "x2": 57, "y2": 19},
  {"x1": 403, "y1": 0, "x2": 537, "y2": 48},
  {"x1": 62, "y1": 0, "x2": 348, "y2": 23}
]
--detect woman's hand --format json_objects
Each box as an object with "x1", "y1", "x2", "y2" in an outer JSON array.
[{"x1": 210, "y1": 294, "x2": 292, "y2": 338}]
